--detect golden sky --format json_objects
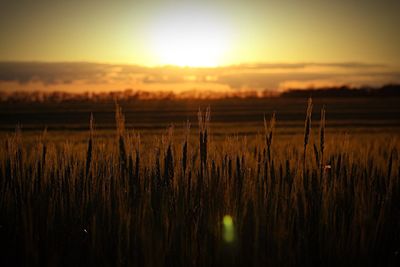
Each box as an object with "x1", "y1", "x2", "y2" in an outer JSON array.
[
  {"x1": 0, "y1": 0, "x2": 399, "y2": 93},
  {"x1": 1, "y1": 0, "x2": 399, "y2": 67}
]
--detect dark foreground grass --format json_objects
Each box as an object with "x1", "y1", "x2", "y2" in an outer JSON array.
[{"x1": 0, "y1": 100, "x2": 399, "y2": 266}]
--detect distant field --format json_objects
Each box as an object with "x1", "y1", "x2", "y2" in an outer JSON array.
[{"x1": 1, "y1": 97, "x2": 399, "y2": 139}]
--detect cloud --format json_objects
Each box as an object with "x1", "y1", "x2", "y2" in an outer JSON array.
[
  {"x1": 0, "y1": 61, "x2": 399, "y2": 92},
  {"x1": 223, "y1": 62, "x2": 386, "y2": 71}
]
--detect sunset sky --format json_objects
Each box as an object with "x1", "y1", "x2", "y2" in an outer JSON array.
[{"x1": 1, "y1": 0, "x2": 399, "y2": 93}]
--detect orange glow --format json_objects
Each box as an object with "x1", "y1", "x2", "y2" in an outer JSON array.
[{"x1": 0, "y1": 1, "x2": 399, "y2": 93}]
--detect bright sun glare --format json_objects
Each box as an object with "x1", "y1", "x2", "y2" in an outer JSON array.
[{"x1": 149, "y1": 6, "x2": 231, "y2": 67}]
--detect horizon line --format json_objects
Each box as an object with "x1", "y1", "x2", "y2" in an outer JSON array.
[{"x1": 0, "y1": 60, "x2": 393, "y2": 69}]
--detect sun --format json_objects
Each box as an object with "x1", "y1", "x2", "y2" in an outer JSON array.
[{"x1": 149, "y1": 5, "x2": 231, "y2": 67}]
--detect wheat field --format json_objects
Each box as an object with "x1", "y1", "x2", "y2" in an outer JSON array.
[{"x1": 0, "y1": 99, "x2": 399, "y2": 266}]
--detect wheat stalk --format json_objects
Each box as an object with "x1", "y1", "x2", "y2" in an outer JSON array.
[
  {"x1": 264, "y1": 112, "x2": 276, "y2": 162},
  {"x1": 86, "y1": 113, "x2": 94, "y2": 178},
  {"x1": 319, "y1": 106, "x2": 326, "y2": 170},
  {"x1": 303, "y1": 98, "x2": 313, "y2": 171}
]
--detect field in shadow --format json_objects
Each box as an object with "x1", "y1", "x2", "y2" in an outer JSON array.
[{"x1": 0, "y1": 96, "x2": 399, "y2": 266}]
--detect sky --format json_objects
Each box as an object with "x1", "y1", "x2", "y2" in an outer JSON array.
[{"x1": 0, "y1": 0, "x2": 399, "y2": 93}]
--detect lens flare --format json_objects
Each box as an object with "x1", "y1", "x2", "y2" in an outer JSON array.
[{"x1": 223, "y1": 215, "x2": 235, "y2": 243}]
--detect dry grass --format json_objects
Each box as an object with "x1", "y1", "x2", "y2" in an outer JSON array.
[{"x1": 0, "y1": 99, "x2": 399, "y2": 266}]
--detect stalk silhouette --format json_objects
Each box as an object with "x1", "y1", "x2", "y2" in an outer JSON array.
[{"x1": 303, "y1": 97, "x2": 313, "y2": 175}]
